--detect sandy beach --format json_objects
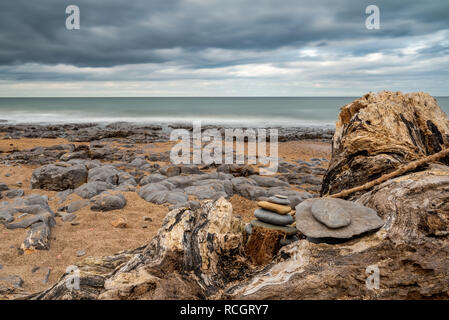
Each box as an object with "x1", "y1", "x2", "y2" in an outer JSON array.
[{"x1": 0, "y1": 129, "x2": 331, "y2": 295}]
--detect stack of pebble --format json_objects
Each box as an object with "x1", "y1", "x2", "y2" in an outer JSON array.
[{"x1": 246, "y1": 195, "x2": 298, "y2": 246}]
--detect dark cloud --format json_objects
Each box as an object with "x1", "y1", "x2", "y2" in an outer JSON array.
[
  {"x1": 0, "y1": 0, "x2": 447, "y2": 68},
  {"x1": 0, "y1": 0, "x2": 448, "y2": 96}
]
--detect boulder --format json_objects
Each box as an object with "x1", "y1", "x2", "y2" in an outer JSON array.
[
  {"x1": 90, "y1": 192, "x2": 127, "y2": 212},
  {"x1": 30, "y1": 164, "x2": 88, "y2": 191},
  {"x1": 74, "y1": 181, "x2": 111, "y2": 199},
  {"x1": 88, "y1": 166, "x2": 120, "y2": 185}
]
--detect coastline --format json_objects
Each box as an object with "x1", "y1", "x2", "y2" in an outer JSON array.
[{"x1": 0, "y1": 123, "x2": 331, "y2": 296}]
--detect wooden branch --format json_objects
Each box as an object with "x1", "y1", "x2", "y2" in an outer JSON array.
[{"x1": 327, "y1": 147, "x2": 449, "y2": 199}]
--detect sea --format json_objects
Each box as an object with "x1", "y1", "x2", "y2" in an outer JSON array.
[{"x1": 0, "y1": 97, "x2": 448, "y2": 128}]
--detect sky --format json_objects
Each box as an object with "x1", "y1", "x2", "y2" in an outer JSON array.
[{"x1": 0, "y1": 0, "x2": 448, "y2": 97}]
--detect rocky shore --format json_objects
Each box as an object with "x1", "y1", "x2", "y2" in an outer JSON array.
[{"x1": 1, "y1": 91, "x2": 449, "y2": 300}]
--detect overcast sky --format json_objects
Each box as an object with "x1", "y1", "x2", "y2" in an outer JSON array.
[{"x1": 0, "y1": 0, "x2": 448, "y2": 97}]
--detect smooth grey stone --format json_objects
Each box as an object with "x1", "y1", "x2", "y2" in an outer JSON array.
[
  {"x1": 296, "y1": 198, "x2": 384, "y2": 239},
  {"x1": 61, "y1": 213, "x2": 77, "y2": 222},
  {"x1": 74, "y1": 181, "x2": 110, "y2": 199},
  {"x1": 248, "y1": 175, "x2": 290, "y2": 187},
  {"x1": 268, "y1": 196, "x2": 291, "y2": 205},
  {"x1": 5, "y1": 189, "x2": 24, "y2": 198},
  {"x1": 311, "y1": 199, "x2": 351, "y2": 228},
  {"x1": 250, "y1": 220, "x2": 297, "y2": 236},
  {"x1": 0, "y1": 183, "x2": 9, "y2": 191},
  {"x1": 90, "y1": 192, "x2": 126, "y2": 211},
  {"x1": 254, "y1": 208, "x2": 294, "y2": 226},
  {"x1": 67, "y1": 200, "x2": 89, "y2": 213},
  {"x1": 245, "y1": 223, "x2": 252, "y2": 235}
]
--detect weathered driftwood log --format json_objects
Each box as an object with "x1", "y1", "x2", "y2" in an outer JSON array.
[
  {"x1": 321, "y1": 91, "x2": 449, "y2": 196},
  {"x1": 223, "y1": 160, "x2": 449, "y2": 300},
  {"x1": 27, "y1": 197, "x2": 252, "y2": 300}
]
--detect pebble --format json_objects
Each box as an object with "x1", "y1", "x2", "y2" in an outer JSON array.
[
  {"x1": 254, "y1": 208, "x2": 294, "y2": 226},
  {"x1": 0, "y1": 264, "x2": 2, "y2": 270},
  {"x1": 250, "y1": 220, "x2": 297, "y2": 236},
  {"x1": 71, "y1": 221, "x2": 80, "y2": 226},
  {"x1": 267, "y1": 196, "x2": 291, "y2": 205},
  {"x1": 143, "y1": 216, "x2": 153, "y2": 222},
  {"x1": 42, "y1": 267, "x2": 51, "y2": 284},
  {"x1": 257, "y1": 201, "x2": 291, "y2": 215},
  {"x1": 111, "y1": 217, "x2": 127, "y2": 228},
  {"x1": 76, "y1": 250, "x2": 86, "y2": 257},
  {"x1": 280, "y1": 235, "x2": 299, "y2": 246},
  {"x1": 31, "y1": 266, "x2": 40, "y2": 273},
  {"x1": 311, "y1": 199, "x2": 351, "y2": 228}
]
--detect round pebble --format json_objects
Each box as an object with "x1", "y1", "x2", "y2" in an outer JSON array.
[{"x1": 311, "y1": 199, "x2": 351, "y2": 229}]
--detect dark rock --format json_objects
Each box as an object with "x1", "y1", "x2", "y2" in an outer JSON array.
[
  {"x1": 31, "y1": 164, "x2": 88, "y2": 191},
  {"x1": 90, "y1": 191, "x2": 127, "y2": 211}
]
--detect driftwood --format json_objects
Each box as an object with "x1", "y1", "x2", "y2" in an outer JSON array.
[{"x1": 328, "y1": 147, "x2": 449, "y2": 198}]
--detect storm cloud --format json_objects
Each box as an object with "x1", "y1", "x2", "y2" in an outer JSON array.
[{"x1": 0, "y1": 0, "x2": 448, "y2": 96}]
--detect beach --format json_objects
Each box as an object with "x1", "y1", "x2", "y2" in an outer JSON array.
[{"x1": 0, "y1": 123, "x2": 331, "y2": 295}]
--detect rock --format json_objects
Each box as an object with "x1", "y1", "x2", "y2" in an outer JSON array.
[
  {"x1": 321, "y1": 91, "x2": 449, "y2": 196},
  {"x1": 311, "y1": 198, "x2": 352, "y2": 229},
  {"x1": 159, "y1": 165, "x2": 181, "y2": 177},
  {"x1": 267, "y1": 195, "x2": 291, "y2": 205},
  {"x1": 0, "y1": 275, "x2": 24, "y2": 289},
  {"x1": 280, "y1": 235, "x2": 299, "y2": 246},
  {"x1": 180, "y1": 165, "x2": 202, "y2": 175},
  {"x1": 254, "y1": 208, "x2": 294, "y2": 226},
  {"x1": 296, "y1": 198, "x2": 383, "y2": 239},
  {"x1": 31, "y1": 164, "x2": 88, "y2": 191},
  {"x1": 71, "y1": 221, "x2": 80, "y2": 226},
  {"x1": 74, "y1": 181, "x2": 111, "y2": 199},
  {"x1": 139, "y1": 174, "x2": 166, "y2": 186},
  {"x1": 257, "y1": 201, "x2": 291, "y2": 215},
  {"x1": 88, "y1": 165, "x2": 120, "y2": 185},
  {"x1": 67, "y1": 200, "x2": 89, "y2": 213},
  {"x1": 76, "y1": 250, "x2": 86, "y2": 257},
  {"x1": 250, "y1": 220, "x2": 297, "y2": 236},
  {"x1": 143, "y1": 216, "x2": 152, "y2": 222},
  {"x1": 42, "y1": 268, "x2": 51, "y2": 284},
  {"x1": 248, "y1": 175, "x2": 290, "y2": 187},
  {"x1": 56, "y1": 189, "x2": 74, "y2": 202},
  {"x1": 111, "y1": 217, "x2": 127, "y2": 228},
  {"x1": 61, "y1": 213, "x2": 77, "y2": 222},
  {"x1": 21, "y1": 222, "x2": 51, "y2": 251},
  {"x1": 90, "y1": 192, "x2": 127, "y2": 212},
  {"x1": 138, "y1": 183, "x2": 187, "y2": 205},
  {"x1": 0, "y1": 183, "x2": 9, "y2": 191}
]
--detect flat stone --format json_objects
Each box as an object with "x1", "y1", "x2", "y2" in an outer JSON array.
[
  {"x1": 254, "y1": 208, "x2": 294, "y2": 226},
  {"x1": 67, "y1": 200, "x2": 89, "y2": 213},
  {"x1": 245, "y1": 223, "x2": 252, "y2": 235},
  {"x1": 257, "y1": 201, "x2": 291, "y2": 215},
  {"x1": 296, "y1": 198, "x2": 384, "y2": 239},
  {"x1": 143, "y1": 216, "x2": 153, "y2": 222},
  {"x1": 71, "y1": 221, "x2": 80, "y2": 226},
  {"x1": 274, "y1": 194, "x2": 288, "y2": 199},
  {"x1": 250, "y1": 220, "x2": 297, "y2": 236},
  {"x1": 268, "y1": 196, "x2": 291, "y2": 205},
  {"x1": 311, "y1": 199, "x2": 351, "y2": 228},
  {"x1": 280, "y1": 235, "x2": 299, "y2": 246}
]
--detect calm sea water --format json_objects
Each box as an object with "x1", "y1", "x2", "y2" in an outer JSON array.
[{"x1": 0, "y1": 97, "x2": 448, "y2": 127}]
